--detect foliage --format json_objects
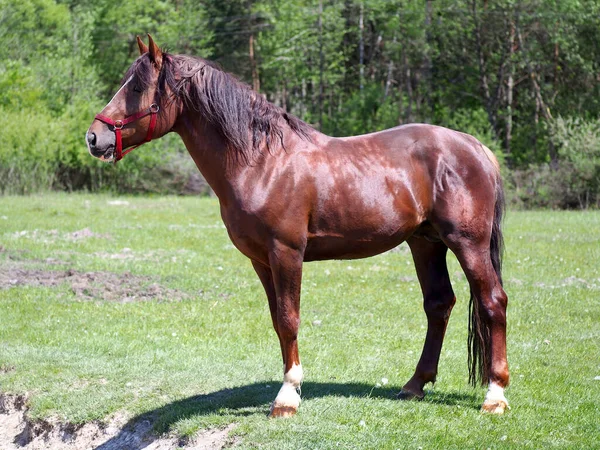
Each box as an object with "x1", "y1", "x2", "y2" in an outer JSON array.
[
  {"x1": 552, "y1": 116, "x2": 600, "y2": 208},
  {"x1": 1, "y1": 194, "x2": 599, "y2": 446},
  {"x1": 0, "y1": 108, "x2": 61, "y2": 194},
  {"x1": 510, "y1": 117, "x2": 600, "y2": 209},
  {"x1": 0, "y1": 0, "x2": 599, "y2": 207}
]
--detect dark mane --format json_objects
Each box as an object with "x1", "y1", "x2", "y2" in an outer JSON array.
[{"x1": 125, "y1": 53, "x2": 313, "y2": 163}]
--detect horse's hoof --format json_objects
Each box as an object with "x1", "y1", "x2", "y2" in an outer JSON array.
[
  {"x1": 269, "y1": 405, "x2": 297, "y2": 418},
  {"x1": 397, "y1": 389, "x2": 424, "y2": 401},
  {"x1": 481, "y1": 399, "x2": 508, "y2": 414}
]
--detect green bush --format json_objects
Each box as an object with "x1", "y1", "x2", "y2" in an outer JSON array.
[
  {"x1": 551, "y1": 116, "x2": 600, "y2": 208},
  {"x1": 509, "y1": 117, "x2": 600, "y2": 209},
  {"x1": 0, "y1": 108, "x2": 61, "y2": 194}
]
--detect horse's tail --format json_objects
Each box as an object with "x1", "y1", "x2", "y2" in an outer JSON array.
[{"x1": 468, "y1": 147, "x2": 505, "y2": 386}]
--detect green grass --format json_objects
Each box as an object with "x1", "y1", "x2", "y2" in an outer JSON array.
[{"x1": 1, "y1": 194, "x2": 599, "y2": 448}]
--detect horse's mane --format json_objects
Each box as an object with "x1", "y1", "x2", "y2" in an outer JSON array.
[{"x1": 124, "y1": 53, "x2": 313, "y2": 163}]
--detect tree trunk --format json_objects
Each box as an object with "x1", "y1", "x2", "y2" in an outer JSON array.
[
  {"x1": 403, "y1": 48, "x2": 413, "y2": 123},
  {"x1": 359, "y1": 2, "x2": 364, "y2": 92},
  {"x1": 423, "y1": 0, "x2": 433, "y2": 120},
  {"x1": 471, "y1": 0, "x2": 497, "y2": 135},
  {"x1": 318, "y1": 0, "x2": 324, "y2": 130},
  {"x1": 505, "y1": 19, "x2": 515, "y2": 159},
  {"x1": 301, "y1": 78, "x2": 307, "y2": 119},
  {"x1": 384, "y1": 53, "x2": 394, "y2": 102},
  {"x1": 249, "y1": 33, "x2": 260, "y2": 92}
]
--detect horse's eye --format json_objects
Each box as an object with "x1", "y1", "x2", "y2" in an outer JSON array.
[{"x1": 133, "y1": 85, "x2": 143, "y2": 93}]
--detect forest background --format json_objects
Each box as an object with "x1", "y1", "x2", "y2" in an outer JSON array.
[{"x1": 1, "y1": 0, "x2": 599, "y2": 208}]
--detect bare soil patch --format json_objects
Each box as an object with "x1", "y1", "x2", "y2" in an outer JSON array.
[
  {"x1": 0, "y1": 267, "x2": 189, "y2": 302},
  {"x1": 67, "y1": 228, "x2": 109, "y2": 241},
  {"x1": 0, "y1": 394, "x2": 237, "y2": 450}
]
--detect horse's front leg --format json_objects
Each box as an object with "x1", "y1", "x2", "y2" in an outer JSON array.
[
  {"x1": 257, "y1": 241, "x2": 303, "y2": 418},
  {"x1": 252, "y1": 260, "x2": 284, "y2": 359}
]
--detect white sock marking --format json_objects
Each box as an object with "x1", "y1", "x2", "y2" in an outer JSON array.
[
  {"x1": 273, "y1": 363, "x2": 303, "y2": 409},
  {"x1": 484, "y1": 382, "x2": 508, "y2": 406}
]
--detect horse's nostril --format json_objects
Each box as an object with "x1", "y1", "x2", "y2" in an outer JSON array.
[{"x1": 87, "y1": 132, "x2": 97, "y2": 147}]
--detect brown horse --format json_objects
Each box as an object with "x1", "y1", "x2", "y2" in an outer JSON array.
[{"x1": 87, "y1": 35, "x2": 509, "y2": 417}]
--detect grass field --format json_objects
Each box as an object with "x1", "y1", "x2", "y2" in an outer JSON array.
[{"x1": 1, "y1": 194, "x2": 599, "y2": 449}]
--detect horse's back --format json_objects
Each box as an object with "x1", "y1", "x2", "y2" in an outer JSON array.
[
  {"x1": 340, "y1": 123, "x2": 497, "y2": 172},
  {"x1": 305, "y1": 124, "x2": 501, "y2": 252},
  {"x1": 335, "y1": 123, "x2": 499, "y2": 204}
]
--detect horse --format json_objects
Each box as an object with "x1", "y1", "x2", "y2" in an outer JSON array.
[{"x1": 86, "y1": 35, "x2": 509, "y2": 417}]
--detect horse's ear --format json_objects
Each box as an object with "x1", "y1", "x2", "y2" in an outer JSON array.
[
  {"x1": 136, "y1": 35, "x2": 149, "y2": 55},
  {"x1": 147, "y1": 34, "x2": 163, "y2": 68}
]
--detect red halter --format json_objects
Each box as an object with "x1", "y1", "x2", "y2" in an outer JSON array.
[{"x1": 94, "y1": 103, "x2": 160, "y2": 162}]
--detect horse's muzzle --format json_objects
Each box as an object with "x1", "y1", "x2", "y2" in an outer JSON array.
[{"x1": 86, "y1": 127, "x2": 115, "y2": 161}]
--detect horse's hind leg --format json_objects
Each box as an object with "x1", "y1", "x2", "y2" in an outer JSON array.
[
  {"x1": 399, "y1": 236, "x2": 456, "y2": 400},
  {"x1": 449, "y1": 241, "x2": 509, "y2": 414}
]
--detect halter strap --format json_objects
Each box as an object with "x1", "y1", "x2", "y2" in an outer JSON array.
[{"x1": 95, "y1": 103, "x2": 160, "y2": 162}]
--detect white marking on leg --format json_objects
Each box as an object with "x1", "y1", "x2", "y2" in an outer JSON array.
[
  {"x1": 273, "y1": 363, "x2": 303, "y2": 409},
  {"x1": 484, "y1": 382, "x2": 509, "y2": 407},
  {"x1": 283, "y1": 363, "x2": 303, "y2": 386}
]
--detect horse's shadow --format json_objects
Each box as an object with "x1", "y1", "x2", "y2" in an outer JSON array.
[{"x1": 95, "y1": 381, "x2": 479, "y2": 449}]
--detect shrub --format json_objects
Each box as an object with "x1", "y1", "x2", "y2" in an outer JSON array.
[{"x1": 509, "y1": 117, "x2": 600, "y2": 209}]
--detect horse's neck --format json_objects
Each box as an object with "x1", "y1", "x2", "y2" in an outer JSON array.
[
  {"x1": 174, "y1": 114, "x2": 232, "y2": 199},
  {"x1": 174, "y1": 111, "x2": 324, "y2": 202}
]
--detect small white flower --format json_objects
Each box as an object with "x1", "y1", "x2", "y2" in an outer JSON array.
[
  {"x1": 381, "y1": 378, "x2": 388, "y2": 385},
  {"x1": 359, "y1": 420, "x2": 366, "y2": 427},
  {"x1": 172, "y1": 332, "x2": 177, "y2": 337}
]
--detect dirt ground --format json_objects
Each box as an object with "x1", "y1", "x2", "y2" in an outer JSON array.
[
  {"x1": 0, "y1": 264, "x2": 189, "y2": 303},
  {"x1": 0, "y1": 393, "x2": 237, "y2": 450}
]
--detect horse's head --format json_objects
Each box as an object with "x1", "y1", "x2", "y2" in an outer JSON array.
[{"x1": 86, "y1": 35, "x2": 177, "y2": 162}]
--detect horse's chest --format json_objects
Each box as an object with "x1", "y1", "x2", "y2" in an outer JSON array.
[{"x1": 220, "y1": 209, "x2": 270, "y2": 265}]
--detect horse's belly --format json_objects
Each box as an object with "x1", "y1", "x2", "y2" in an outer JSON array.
[
  {"x1": 304, "y1": 232, "x2": 410, "y2": 261},
  {"x1": 304, "y1": 203, "x2": 420, "y2": 260}
]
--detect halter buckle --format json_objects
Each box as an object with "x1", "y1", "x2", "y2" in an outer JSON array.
[
  {"x1": 114, "y1": 120, "x2": 124, "y2": 130},
  {"x1": 150, "y1": 103, "x2": 160, "y2": 113}
]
